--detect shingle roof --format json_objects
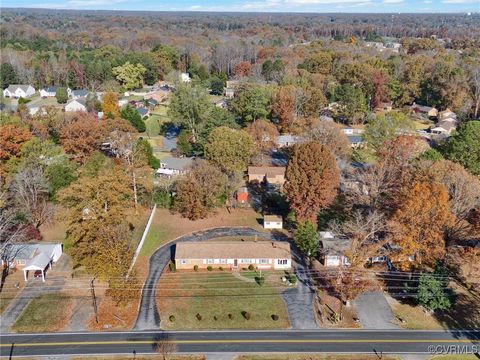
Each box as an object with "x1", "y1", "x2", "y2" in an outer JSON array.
[
  {"x1": 176, "y1": 241, "x2": 291, "y2": 260},
  {"x1": 264, "y1": 215, "x2": 282, "y2": 222},
  {"x1": 320, "y1": 236, "x2": 351, "y2": 256},
  {"x1": 6, "y1": 85, "x2": 32, "y2": 92},
  {"x1": 248, "y1": 166, "x2": 285, "y2": 177},
  {"x1": 160, "y1": 156, "x2": 193, "y2": 170},
  {"x1": 71, "y1": 89, "x2": 88, "y2": 97},
  {"x1": 43, "y1": 86, "x2": 57, "y2": 93}
]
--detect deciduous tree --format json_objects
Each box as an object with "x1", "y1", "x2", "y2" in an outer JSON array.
[
  {"x1": 442, "y1": 121, "x2": 480, "y2": 176},
  {"x1": 102, "y1": 91, "x2": 120, "y2": 119},
  {"x1": 112, "y1": 61, "x2": 147, "y2": 90},
  {"x1": 284, "y1": 141, "x2": 340, "y2": 223}
]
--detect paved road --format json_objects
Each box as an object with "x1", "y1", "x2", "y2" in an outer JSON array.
[
  {"x1": 354, "y1": 291, "x2": 400, "y2": 330},
  {"x1": 1, "y1": 330, "x2": 478, "y2": 357},
  {"x1": 134, "y1": 227, "x2": 318, "y2": 331}
]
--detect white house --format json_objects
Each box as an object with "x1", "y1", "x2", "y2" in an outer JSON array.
[
  {"x1": 156, "y1": 156, "x2": 193, "y2": 177},
  {"x1": 264, "y1": 215, "x2": 283, "y2": 229},
  {"x1": 180, "y1": 72, "x2": 191, "y2": 83},
  {"x1": 3, "y1": 85, "x2": 36, "y2": 98},
  {"x1": 40, "y1": 87, "x2": 57, "y2": 98},
  {"x1": 65, "y1": 98, "x2": 87, "y2": 112},
  {"x1": 1, "y1": 243, "x2": 63, "y2": 282},
  {"x1": 319, "y1": 231, "x2": 351, "y2": 267},
  {"x1": 341, "y1": 127, "x2": 354, "y2": 135}
]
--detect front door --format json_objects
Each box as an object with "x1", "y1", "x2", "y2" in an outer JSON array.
[{"x1": 234, "y1": 259, "x2": 238, "y2": 267}]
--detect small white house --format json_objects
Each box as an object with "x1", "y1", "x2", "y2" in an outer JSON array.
[
  {"x1": 3, "y1": 85, "x2": 36, "y2": 98},
  {"x1": 156, "y1": 156, "x2": 193, "y2": 177},
  {"x1": 319, "y1": 231, "x2": 351, "y2": 267},
  {"x1": 264, "y1": 215, "x2": 283, "y2": 229},
  {"x1": 40, "y1": 87, "x2": 57, "y2": 98},
  {"x1": 65, "y1": 98, "x2": 87, "y2": 112},
  {"x1": 180, "y1": 72, "x2": 191, "y2": 83}
]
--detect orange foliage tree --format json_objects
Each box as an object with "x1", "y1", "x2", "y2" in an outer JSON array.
[
  {"x1": 271, "y1": 85, "x2": 297, "y2": 132},
  {"x1": 389, "y1": 181, "x2": 454, "y2": 270},
  {"x1": 102, "y1": 91, "x2": 120, "y2": 118},
  {"x1": 234, "y1": 61, "x2": 252, "y2": 78}
]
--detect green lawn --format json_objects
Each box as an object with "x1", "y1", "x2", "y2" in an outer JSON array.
[
  {"x1": 12, "y1": 293, "x2": 72, "y2": 333},
  {"x1": 157, "y1": 272, "x2": 290, "y2": 330}
]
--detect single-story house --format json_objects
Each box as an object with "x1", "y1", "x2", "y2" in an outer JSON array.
[
  {"x1": 40, "y1": 86, "x2": 57, "y2": 98},
  {"x1": 69, "y1": 89, "x2": 89, "y2": 99},
  {"x1": 65, "y1": 98, "x2": 87, "y2": 112},
  {"x1": 235, "y1": 187, "x2": 249, "y2": 205},
  {"x1": 224, "y1": 88, "x2": 235, "y2": 98},
  {"x1": 438, "y1": 109, "x2": 456, "y2": 120},
  {"x1": 264, "y1": 215, "x2": 283, "y2": 229},
  {"x1": 3, "y1": 85, "x2": 36, "y2": 98},
  {"x1": 175, "y1": 241, "x2": 292, "y2": 270},
  {"x1": 319, "y1": 231, "x2": 351, "y2": 267},
  {"x1": 156, "y1": 156, "x2": 193, "y2": 177},
  {"x1": 180, "y1": 72, "x2": 191, "y2": 83},
  {"x1": 276, "y1": 134, "x2": 298, "y2": 148},
  {"x1": 147, "y1": 98, "x2": 158, "y2": 107},
  {"x1": 431, "y1": 120, "x2": 457, "y2": 136},
  {"x1": 248, "y1": 166, "x2": 286, "y2": 186},
  {"x1": 137, "y1": 107, "x2": 149, "y2": 118},
  {"x1": 411, "y1": 103, "x2": 438, "y2": 118},
  {"x1": 1, "y1": 243, "x2": 63, "y2": 282},
  {"x1": 347, "y1": 134, "x2": 364, "y2": 148}
]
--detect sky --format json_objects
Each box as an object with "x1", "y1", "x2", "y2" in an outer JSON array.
[{"x1": 1, "y1": 0, "x2": 479, "y2": 13}]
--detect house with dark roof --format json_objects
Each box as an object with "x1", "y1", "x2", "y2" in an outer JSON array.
[
  {"x1": 69, "y1": 89, "x2": 89, "y2": 99},
  {"x1": 319, "y1": 231, "x2": 351, "y2": 267},
  {"x1": 137, "y1": 107, "x2": 149, "y2": 118},
  {"x1": 40, "y1": 86, "x2": 58, "y2": 98}
]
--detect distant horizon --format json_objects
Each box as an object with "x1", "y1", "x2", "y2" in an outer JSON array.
[{"x1": 1, "y1": 0, "x2": 479, "y2": 14}]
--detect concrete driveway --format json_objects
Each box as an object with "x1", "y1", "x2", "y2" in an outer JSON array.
[
  {"x1": 134, "y1": 227, "x2": 318, "y2": 330},
  {"x1": 353, "y1": 290, "x2": 400, "y2": 329}
]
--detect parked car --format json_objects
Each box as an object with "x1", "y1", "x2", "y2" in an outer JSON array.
[{"x1": 34, "y1": 270, "x2": 43, "y2": 278}]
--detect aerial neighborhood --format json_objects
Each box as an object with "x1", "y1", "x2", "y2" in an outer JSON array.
[{"x1": 0, "y1": 8, "x2": 479, "y2": 359}]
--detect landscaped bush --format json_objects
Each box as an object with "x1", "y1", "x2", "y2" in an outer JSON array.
[
  {"x1": 241, "y1": 311, "x2": 251, "y2": 320},
  {"x1": 193, "y1": 265, "x2": 199, "y2": 272},
  {"x1": 207, "y1": 265, "x2": 213, "y2": 271},
  {"x1": 196, "y1": 313, "x2": 202, "y2": 321},
  {"x1": 18, "y1": 97, "x2": 31, "y2": 104},
  {"x1": 271, "y1": 314, "x2": 279, "y2": 321},
  {"x1": 219, "y1": 266, "x2": 224, "y2": 271},
  {"x1": 169, "y1": 315, "x2": 176, "y2": 322},
  {"x1": 169, "y1": 262, "x2": 176, "y2": 272},
  {"x1": 255, "y1": 276, "x2": 265, "y2": 286},
  {"x1": 228, "y1": 313, "x2": 233, "y2": 320},
  {"x1": 248, "y1": 264, "x2": 255, "y2": 271},
  {"x1": 213, "y1": 315, "x2": 218, "y2": 321}
]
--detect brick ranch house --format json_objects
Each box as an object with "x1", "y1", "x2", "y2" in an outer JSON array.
[{"x1": 175, "y1": 241, "x2": 292, "y2": 271}]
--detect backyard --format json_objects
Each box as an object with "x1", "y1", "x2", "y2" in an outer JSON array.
[{"x1": 157, "y1": 270, "x2": 290, "y2": 330}]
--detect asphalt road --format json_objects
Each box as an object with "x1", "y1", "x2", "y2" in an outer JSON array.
[{"x1": 1, "y1": 330, "x2": 479, "y2": 357}]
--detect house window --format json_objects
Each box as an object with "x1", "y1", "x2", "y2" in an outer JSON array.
[
  {"x1": 180, "y1": 259, "x2": 187, "y2": 265},
  {"x1": 241, "y1": 259, "x2": 252, "y2": 264},
  {"x1": 259, "y1": 259, "x2": 268, "y2": 264},
  {"x1": 207, "y1": 259, "x2": 214, "y2": 264},
  {"x1": 277, "y1": 259, "x2": 287, "y2": 265},
  {"x1": 17, "y1": 259, "x2": 26, "y2": 265},
  {"x1": 220, "y1": 259, "x2": 227, "y2": 264}
]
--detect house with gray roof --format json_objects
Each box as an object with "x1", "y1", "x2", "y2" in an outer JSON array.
[
  {"x1": 69, "y1": 89, "x2": 89, "y2": 99},
  {"x1": 156, "y1": 156, "x2": 194, "y2": 177},
  {"x1": 319, "y1": 231, "x2": 351, "y2": 267},
  {"x1": 65, "y1": 97, "x2": 87, "y2": 112},
  {"x1": 40, "y1": 86, "x2": 58, "y2": 97},
  {"x1": 276, "y1": 134, "x2": 299, "y2": 148},
  {"x1": 3, "y1": 85, "x2": 35, "y2": 98}
]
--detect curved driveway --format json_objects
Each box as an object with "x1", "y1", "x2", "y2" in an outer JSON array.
[{"x1": 133, "y1": 227, "x2": 318, "y2": 330}]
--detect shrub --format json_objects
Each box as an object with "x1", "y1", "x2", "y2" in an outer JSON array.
[
  {"x1": 213, "y1": 316, "x2": 218, "y2": 321},
  {"x1": 248, "y1": 264, "x2": 255, "y2": 271},
  {"x1": 207, "y1": 265, "x2": 213, "y2": 271},
  {"x1": 196, "y1": 313, "x2": 202, "y2": 321},
  {"x1": 219, "y1": 266, "x2": 224, "y2": 271},
  {"x1": 169, "y1": 315, "x2": 176, "y2": 322},
  {"x1": 241, "y1": 311, "x2": 251, "y2": 320},
  {"x1": 169, "y1": 262, "x2": 176, "y2": 272},
  {"x1": 255, "y1": 276, "x2": 265, "y2": 286},
  {"x1": 287, "y1": 273, "x2": 297, "y2": 285},
  {"x1": 228, "y1": 313, "x2": 233, "y2": 320},
  {"x1": 193, "y1": 265, "x2": 199, "y2": 272},
  {"x1": 18, "y1": 97, "x2": 31, "y2": 104},
  {"x1": 271, "y1": 314, "x2": 279, "y2": 321}
]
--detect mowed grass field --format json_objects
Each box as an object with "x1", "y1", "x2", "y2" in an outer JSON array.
[
  {"x1": 157, "y1": 271, "x2": 290, "y2": 330},
  {"x1": 12, "y1": 293, "x2": 73, "y2": 333}
]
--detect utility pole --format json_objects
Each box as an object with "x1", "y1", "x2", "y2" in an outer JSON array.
[{"x1": 90, "y1": 277, "x2": 99, "y2": 324}]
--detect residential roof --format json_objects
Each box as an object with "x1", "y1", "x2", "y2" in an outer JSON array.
[
  {"x1": 148, "y1": 98, "x2": 158, "y2": 105},
  {"x1": 347, "y1": 135, "x2": 363, "y2": 144},
  {"x1": 175, "y1": 241, "x2": 291, "y2": 260},
  {"x1": 67, "y1": 98, "x2": 87, "y2": 107},
  {"x1": 4, "y1": 243, "x2": 60, "y2": 261},
  {"x1": 6, "y1": 85, "x2": 33, "y2": 92},
  {"x1": 264, "y1": 215, "x2": 282, "y2": 222},
  {"x1": 23, "y1": 252, "x2": 51, "y2": 271},
  {"x1": 137, "y1": 107, "x2": 148, "y2": 117},
  {"x1": 160, "y1": 156, "x2": 193, "y2": 170},
  {"x1": 320, "y1": 235, "x2": 351, "y2": 256},
  {"x1": 412, "y1": 104, "x2": 436, "y2": 113},
  {"x1": 71, "y1": 89, "x2": 88, "y2": 97},
  {"x1": 277, "y1": 134, "x2": 298, "y2": 145},
  {"x1": 248, "y1": 166, "x2": 285, "y2": 177},
  {"x1": 42, "y1": 86, "x2": 57, "y2": 93},
  {"x1": 435, "y1": 121, "x2": 456, "y2": 131}
]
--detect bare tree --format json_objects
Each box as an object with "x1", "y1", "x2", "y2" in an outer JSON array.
[{"x1": 12, "y1": 167, "x2": 54, "y2": 228}]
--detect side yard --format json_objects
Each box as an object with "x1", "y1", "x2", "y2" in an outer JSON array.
[{"x1": 156, "y1": 270, "x2": 290, "y2": 330}]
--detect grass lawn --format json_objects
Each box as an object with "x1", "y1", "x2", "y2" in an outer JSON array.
[
  {"x1": 145, "y1": 115, "x2": 163, "y2": 137},
  {"x1": 157, "y1": 271, "x2": 290, "y2": 330},
  {"x1": 236, "y1": 355, "x2": 400, "y2": 360},
  {"x1": 388, "y1": 283, "x2": 480, "y2": 330},
  {"x1": 0, "y1": 271, "x2": 26, "y2": 314},
  {"x1": 413, "y1": 119, "x2": 434, "y2": 130},
  {"x1": 12, "y1": 293, "x2": 73, "y2": 333}
]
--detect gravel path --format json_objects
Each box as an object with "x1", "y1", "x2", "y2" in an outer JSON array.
[{"x1": 134, "y1": 227, "x2": 318, "y2": 330}]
